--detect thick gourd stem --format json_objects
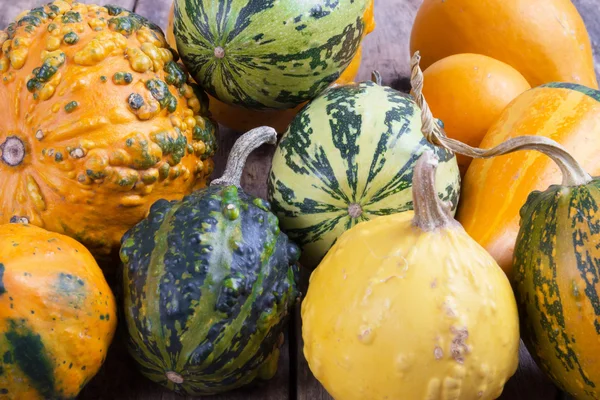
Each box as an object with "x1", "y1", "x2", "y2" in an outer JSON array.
[
  {"x1": 211, "y1": 126, "x2": 278, "y2": 187},
  {"x1": 412, "y1": 151, "x2": 459, "y2": 231},
  {"x1": 409, "y1": 51, "x2": 592, "y2": 187},
  {"x1": 0, "y1": 136, "x2": 25, "y2": 167}
]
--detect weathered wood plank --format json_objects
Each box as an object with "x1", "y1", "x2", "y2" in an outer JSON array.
[
  {"x1": 0, "y1": 0, "x2": 137, "y2": 30},
  {"x1": 134, "y1": 0, "x2": 171, "y2": 32},
  {"x1": 356, "y1": 0, "x2": 420, "y2": 90}
]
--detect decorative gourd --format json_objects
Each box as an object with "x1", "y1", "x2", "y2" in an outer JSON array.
[
  {"x1": 166, "y1": 0, "x2": 375, "y2": 132},
  {"x1": 0, "y1": 222, "x2": 117, "y2": 399},
  {"x1": 456, "y1": 83, "x2": 600, "y2": 275},
  {"x1": 0, "y1": 1, "x2": 218, "y2": 257},
  {"x1": 421, "y1": 53, "x2": 531, "y2": 175},
  {"x1": 410, "y1": 0, "x2": 599, "y2": 88},
  {"x1": 301, "y1": 151, "x2": 520, "y2": 400},
  {"x1": 267, "y1": 80, "x2": 461, "y2": 268},
  {"x1": 512, "y1": 145, "x2": 600, "y2": 400},
  {"x1": 172, "y1": 0, "x2": 372, "y2": 110},
  {"x1": 410, "y1": 49, "x2": 600, "y2": 400},
  {"x1": 120, "y1": 127, "x2": 300, "y2": 396}
]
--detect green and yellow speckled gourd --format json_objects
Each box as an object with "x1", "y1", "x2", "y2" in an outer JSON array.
[
  {"x1": 511, "y1": 137, "x2": 600, "y2": 399},
  {"x1": 172, "y1": 0, "x2": 372, "y2": 110},
  {"x1": 0, "y1": 222, "x2": 117, "y2": 399},
  {"x1": 0, "y1": 1, "x2": 218, "y2": 257},
  {"x1": 120, "y1": 126, "x2": 301, "y2": 396},
  {"x1": 267, "y1": 79, "x2": 461, "y2": 268}
]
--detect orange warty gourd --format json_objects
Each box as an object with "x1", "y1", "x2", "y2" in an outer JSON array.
[
  {"x1": 410, "y1": 0, "x2": 599, "y2": 89},
  {"x1": 457, "y1": 83, "x2": 600, "y2": 276},
  {"x1": 422, "y1": 53, "x2": 531, "y2": 175},
  {"x1": 0, "y1": 1, "x2": 218, "y2": 257},
  {"x1": 0, "y1": 222, "x2": 117, "y2": 399},
  {"x1": 166, "y1": 0, "x2": 376, "y2": 133}
]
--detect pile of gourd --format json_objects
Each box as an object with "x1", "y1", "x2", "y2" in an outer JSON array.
[{"x1": 0, "y1": 0, "x2": 599, "y2": 399}]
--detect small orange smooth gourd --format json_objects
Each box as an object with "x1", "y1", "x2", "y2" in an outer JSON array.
[
  {"x1": 422, "y1": 53, "x2": 531, "y2": 175},
  {"x1": 410, "y1": 0, "x2": 598, "y2": 89},
  {"x1": 0, "y1": 222, "x2": 117, "y2": 399},
  {"x1": 166, "y1": 0, "x2": 376, "y2": 133},
  {"x1": 0, "y1": 1, "x2": 218, "y2": 257}
]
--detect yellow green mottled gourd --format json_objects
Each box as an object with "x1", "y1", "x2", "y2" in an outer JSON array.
[
  {"x1": 512, "y1": 138, "x2": 600, "y2": 400},
  {"x1": 302, "y1": 151, "x2": 520, "y2": 400},
  {"x1": 0, "y1": 1, "x2": 218, "y2": 257},
  {"x1": 0, "y1": 222, "x2": 117, "y2": 399}
]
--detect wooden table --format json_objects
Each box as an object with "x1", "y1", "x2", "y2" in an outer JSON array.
[{"x1": 1, "y1": 1, "x2": 599, "y2": 399}]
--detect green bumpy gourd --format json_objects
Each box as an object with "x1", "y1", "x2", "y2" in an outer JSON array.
[{"x1": 120, "y1": 127, "x2": 300, "y2": 396}]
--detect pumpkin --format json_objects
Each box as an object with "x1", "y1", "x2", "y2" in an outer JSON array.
[
  {"x1": 267, "y1": 80, "x2": 461, "y2": 268},
  {"x1": 120, "y1": 127, "x2": 301, "y2": 395},
  {"x1": 421, "y1": 53, "x2": 531, "y2": 176},
  {"x1": 410, "y1": 0, "x2": 599, "y2": 89},
  {"x1": 512, "y1": 142, "x2": 600, "y2": 399},
  {"x1": 0, "y1": 1, "x2": 218, "y2": 257},
  {"x1": 301, "y1": 151, "x2": 520, "y2": 400},
  {"x1": 0, "y1": 222, "x2": 117, "y2": 399},
  {"x1": 166, "y1": 0, "x2": 375, "y2": 133},
  {"x1": 457, "y1": 83, "x2": 600, "y2": 276},
  {"x1": 172, "y1": 0, "x2": 372, "y2": 110}
]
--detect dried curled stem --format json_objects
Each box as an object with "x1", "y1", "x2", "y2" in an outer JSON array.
[
  {"x1": 409, "y1": 51, "x2": 592, "y2": 187},
  {"x1": 211, "y1": 126, "x2": 278, "y2": 188}
]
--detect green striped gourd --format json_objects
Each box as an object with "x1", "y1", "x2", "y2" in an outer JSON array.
[
  {"x1": 512, "y1": 137, "x2": 600, "y2": 400},
  {"x1": 172, "y1": 0, "x2": 371, "y2": 109},
  {"x1": 267, "y1": 80, "x2": 461, "y2": 268},
  {"x1": 120, "y1": 127, "x2": 300, "y2": 395}
]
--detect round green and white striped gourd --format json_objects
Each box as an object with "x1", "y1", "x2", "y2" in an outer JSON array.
[
  {"x1": 172, "y1": 0, "x2": 371, "y2": 110},
  {"x1": 267, "y1": 81, "x2": 461, "y2": 268}
]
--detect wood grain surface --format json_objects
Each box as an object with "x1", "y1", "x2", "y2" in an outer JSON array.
[{"x1": 1, "y1": 0, "x2": 598, "y2": 399}]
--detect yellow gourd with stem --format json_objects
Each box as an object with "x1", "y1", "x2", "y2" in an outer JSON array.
[{"x1": 301, "y1": 150, "x2": 520, "y2": 400}]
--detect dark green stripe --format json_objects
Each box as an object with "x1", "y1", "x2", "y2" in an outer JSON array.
[
  {"x1": 121, "y1": 198, "x2": 179, "y2": 364},
  {"x1": 324, "y1": 84, "x2": 364, "y2": 201},
  {"x1": 278, "y1": 107, "x2": 351, "y2": 205},
  {"x1": 5, "y1": 319, "x2": 56, "y2": 398},
  {"x1": 0, "y1": 263, "x2": 5, "y2": 295},
  {"x1": 540, "y1": 82, "x2": 600, "y2": 103}
]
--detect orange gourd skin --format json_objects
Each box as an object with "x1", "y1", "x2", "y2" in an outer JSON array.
[
  {"x1": 0, "y1": 1, "x2": 218, "y2": 257},
  {"x1": 166, "y1": 0, "x2": 376, "y2": 133},
  {"x1": 410, "y1": 0, "x2": 599, "y2": 89},
  {"x1": 457, "y1": 83, "x2": 600, "y2": 276},
  {"x1": 422, "y1": 53, "x2": 531, "y2": 175},
  {"x1": 0, "y1": 223, "x2": 117, "y2": 399}
]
